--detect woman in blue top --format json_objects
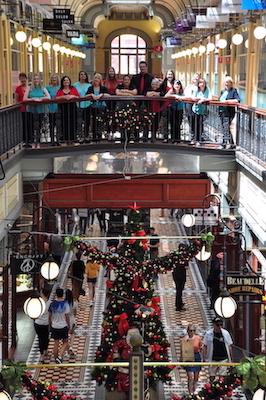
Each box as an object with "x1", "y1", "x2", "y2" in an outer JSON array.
[
  {"x1": 219, "y1": 76, "x2": 240, "y2": 148},
  {"x1": 191, "y1": 78, "x2": 212, "y2": 145},
  {"x1": 23, "y1": 74, "x2": 50, "y2": 146},
  {"x1": 46, "y1": 74, "x2": 60, "y2": 145},
  {"x1": 85, "y1": 73, "x2": 110, "y2": 141},
  {"x1": 165, "y1": 79, "x2": 186, "y2": 143},
  {"x1": 74, "y1": 71, "x2": 91, "y2": 142}
]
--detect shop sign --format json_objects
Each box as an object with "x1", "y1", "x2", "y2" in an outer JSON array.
[
  {"x1": 43, "y1": 19, "x2": 62, "y2": 32},
  {"x1": 66, "y1": 30, "x2": 80, "y2": 38},
  {"x1": 226, "y1": 274, "x2": 264, "y2": 295},
  {"x1": 10, "y1": 255, "x2": 46, "y2": 275},
  {"x1": 53, "y1": 8, "x2": 71, "y2": 20}
]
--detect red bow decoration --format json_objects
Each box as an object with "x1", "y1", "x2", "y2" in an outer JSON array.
[
  {"x1": 117, "y1": 371, "x2": 130, "y2": 392},
  {"x1": 147, "y1": 297, "x2": 161, "y2": 316},
  {"x1": 129, "y1": 202, "x2": 141, "y2": 211},
  {"x1": 151, "y1": 343, "x2": 163, "y2": 360},
  {"x1": 114, "y1": 313, "x2": 129, "y2": 337},
  {"x1": 113, "y1": 338, "x2": 131, "y2": 360},
  {"x1": 106, "y1": 280, "x2": 114, "y2": 289}
]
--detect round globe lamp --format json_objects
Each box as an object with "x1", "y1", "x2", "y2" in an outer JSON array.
[
  {"x1": 254, "y1": 26, "x2": 266, "y2": 40},
  {"x1": 15, "y1": 31, "x2": 27, "y2": 43},
  {"x1": 24, "y1": 294, "x2": 46, "y2": 319},
  {"x1": 41, "y1": 259, "x2": 59, "y2": 281},
  {"x1": 32, "y1": 38, "x2": 42, "y2": 48},
  {"x1": 195, "y1": 245, "x2": 211, "y2": 261},
  {"x1": 214, "y1": 290, "x2": 237, "y2": 318},
  {"x1": 42, "y1": 41, "x2": 51, "y2": 51},
  {"x1": 207, "y1": 42, "x2": 215, "y2": 52},
  {"x1": 0, "y1": 390, "x2": 12, "y2": 400},
  {"x1": 232, "y1": 33, "x2": 243, "y2": 45},
  {"x1": 181, "y1": 214, "x2": 196, "y2": 228},
  {"x1": 217, "y1": 39, "x2": 227, "y2": 49},
  {"x1": 253, "y1": 388, "x2": 266, "y2": 400}
]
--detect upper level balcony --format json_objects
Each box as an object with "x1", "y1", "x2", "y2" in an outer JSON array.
[{"x1": 0, "y1": 96, "x2": 265, "y2": 180}]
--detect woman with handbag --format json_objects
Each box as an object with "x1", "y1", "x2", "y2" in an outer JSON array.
[{"x1": 181, "y1": 324, "x2": 203, "y2": 394}]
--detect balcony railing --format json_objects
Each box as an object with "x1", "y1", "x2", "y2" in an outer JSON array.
[{"x1": 0, "y1": 96, "x2": 265, "y2": 163}]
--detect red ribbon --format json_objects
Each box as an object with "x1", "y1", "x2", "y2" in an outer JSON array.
[
  {"x1": 117, "y1": 371, "x2": 129, "y2": 392},
  {"x1": 114, "y1": 313, "x2": 129, "y2": 337}
]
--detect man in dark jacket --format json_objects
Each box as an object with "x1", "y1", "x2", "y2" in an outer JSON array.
[{"x1": 130, "y1": 61, "x2": 154, "y2": 142}]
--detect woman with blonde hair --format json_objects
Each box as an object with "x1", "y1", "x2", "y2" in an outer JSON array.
[
  {"x1": 23, "y1": 73, "x2": 50, "y2": 146},
  {"x1": 85, "y1": 73, "x2": 110, "y2": 141},
  {"x1": 181, "y1": 324, "x2": 203, "y2": 394}
]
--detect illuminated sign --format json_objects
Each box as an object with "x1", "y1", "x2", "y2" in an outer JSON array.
[{"x1": 66, "y1": 30, "x2": 80, "y2": 38}]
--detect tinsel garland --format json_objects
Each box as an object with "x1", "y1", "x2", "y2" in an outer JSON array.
[
  {"x1": 22, "y1": 373, "x2": 78, "y2": 400},
  {"x1": 171, "y1": 376, "x2": 242, "y2": 399}
]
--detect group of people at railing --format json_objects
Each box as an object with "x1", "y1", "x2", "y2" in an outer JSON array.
[{"x1": 15, "y1": 61, "x2": 240, "y2": 148}]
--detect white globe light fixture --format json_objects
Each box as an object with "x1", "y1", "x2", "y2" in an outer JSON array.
[
  {"x1": 181, "y1": 214, "x2": 196, "y2": 228},
  {"x1": 32, "y1": 37, "x2": 42, "y2": 48},
  {"x1": 254, "y1": 26, "x2": 266, "y2": 40},
  {"x1": 192, "y1": 46, "x2": 199, "y2": 55},
  {"x1": 81, "y1": 53, "x2": 86, "y2": 59},
  {"x1": 42, "y1": 41, "x2": 51, "y2": 51},
  {"x1": 60, "y1": 46, "x2": 66, "y2": 54},
  {"x1": 232, "y1": 33, "x2": 243, "y2": 45},
  {"x1": 199, "y1": 45, "x2": 206, "y2": 54},
  {"x1": 41, "y1": 259, "x2": 59, "y2": 281},
  {"x1": 53, "y1": 43, "x2": 60, "y2": 52},
  {"x1": 24, "y1": 294, "x2": 46, "y2": 319},
  {"x1": 207, "y1": 42, "x2": 215, "y2": 52},
  {"x1": 214, "y1": 290, "x2": 237, "y2": 318},
  {"x1": 10, "y1": 38, "x2": 14, "y2": 46},
  {"x1": 15, "y1": 31, "x2": 27, "y2": 43},
  {"x1": 253, "y1": 388, "x2": 266, "y2": 400},
  {"x1": 217, "y1": 39, "x2": 227, "y2": 49},
  {"x1": 245, "y1": 39, "x2": 249, "y2": 49},
  {"x1": 0, "y1": 390, "x2": 12, "y2": 400},
  {"x1": 186, "y1": 49, "x2": 192, "y2": 56},
  {"x1": 195, "y1": 245, "x2": 211, "y2": 261}
]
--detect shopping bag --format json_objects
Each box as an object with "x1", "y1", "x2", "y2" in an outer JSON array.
[{"x1": 181, "y1": 339, "x2": 194, "y2": 362}]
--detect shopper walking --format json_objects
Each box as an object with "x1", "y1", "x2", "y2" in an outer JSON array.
[
  {"x1": 181, "y1": 324, "x2": 203, "y2": 394},
  {"x1": 34, "y1": 288, "x2": 51, "y2": 362},
  {"x1": 85, "y1": 259, "x2": 100, "y2": 306},
  {"x1": 203, "y1": 317, "x2": 233, "y2": 381},
  {"x1": 49, "y1": 287, "x2": 70, "y2": 364}
]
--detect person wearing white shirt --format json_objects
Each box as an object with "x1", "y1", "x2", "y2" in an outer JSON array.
[
  {"x1": 203, "y1": 317, "x2": 233, "y2": 381},
  {"x1": 34, "y1": 288, "x2": 51, "y2": 362}
]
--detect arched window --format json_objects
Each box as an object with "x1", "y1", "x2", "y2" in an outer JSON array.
[{"x1": 111, "y1": 34, "x2": 147, "y2": 75}]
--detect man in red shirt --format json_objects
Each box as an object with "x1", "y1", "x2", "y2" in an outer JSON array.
[{"x1": 15, "y1": 72, "x2": 28, "y2": 144}]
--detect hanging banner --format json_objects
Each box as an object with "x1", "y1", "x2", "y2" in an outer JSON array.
[
  {"x1": 221, "y1": 0, "x2": 246, "y2": 13},
  {"x1": 53, "y1": 8, "x2": 71, "y2": 20},
  {"x1": 66, "y1": 30, "x2": 80, "y2": 38},
  {"x1": 195, "y1": 16, "x2": 216, "y2": 29},
  {"x1": 206, "y1": 7, "x2": 230, "y2": 22},
  {"x1": 226, "y1": 275, "x2": 264, "y2": 295},
  {"x1": 241, "y1": 0, "x2": 266, "y2": 9},
  {"x1": 43, "y1": 19, "x2": 62, "y2": 32},
  {"x1": 10, "y1": 255, "x2": 46, "y2": 275}
]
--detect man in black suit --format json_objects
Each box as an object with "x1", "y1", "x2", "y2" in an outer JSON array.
[{"x1": 130, "y1": 61, "x2": 154, "y2": 141}]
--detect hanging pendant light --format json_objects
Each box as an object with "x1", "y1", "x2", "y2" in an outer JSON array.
[
  {"x1": 199, "y1": 45, "x2": 206, "y2": 54},
  {"x1": 53, "y1": 43, "x2": 60, "y2": 52},
  {"x1": 217, "y1": 39, "x2": 227, "y2": 49},
  {"x1": 32, "y1": 37, "x2": 42, "y2": 48},
  {"x1": 207, "y1": 42, "x2": 215, "y2": 52},
  {"x1": 232, "y1": 33, "x2": 243, "y2": 45},
  {"x1": 254, "y1": 26, "x2": 266, "y2": 40},
  {"x1": 42, "y1": 41, "x2": 51, "y2": 51},
  {"x1": 15, "y1": 31, "x2": 27, "y2": 43},
  {"x1": 181, "y1": 214, "x2": 196, "y2": 227},
  {"x1": 214, "y1": 289, "x2": 237, "y2": 318}
]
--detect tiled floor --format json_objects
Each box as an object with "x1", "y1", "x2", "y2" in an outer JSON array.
[{"x1": 151, "y1": 209, "x2": 246, "y2": 399}]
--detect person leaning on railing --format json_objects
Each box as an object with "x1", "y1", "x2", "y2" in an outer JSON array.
[
  {"x1": 164, "y1": 79, "x2": 186, "y2": 144},
  {"x1": 73, "y1": 71, "x2": 92, "y2": 143},
  {"x1": 14, "y1": 72, "x2": 28, "y2": 145},
  {"x1": 56, "y1": 75, "x2": 80, "y2": 143},
  {"x1": 23, "y1": 74, "x2": 51, "y2": 147},
  {"x1": 46, "y1": 74, "x2": 60, "y2": 145},
  {"x1": 191, "y1": 78, "x2": 212, "y2": 146},
  {"x1": 218, "y1": 76, "x2": 240, "y2": 149},
  {"x1": 85, "y1": 73, "x2": 110, "y2": 142}
]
